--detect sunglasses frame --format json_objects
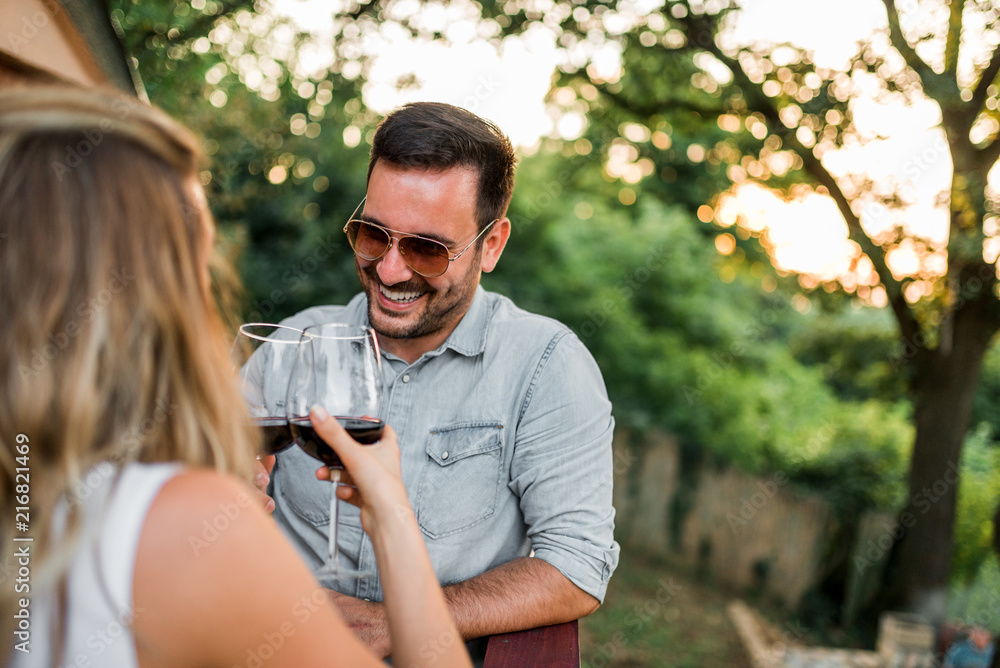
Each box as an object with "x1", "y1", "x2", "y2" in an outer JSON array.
[{"x1": 342, "y1": 197, "x2": 498, "y2": 278}]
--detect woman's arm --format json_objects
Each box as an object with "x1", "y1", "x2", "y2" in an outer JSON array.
[
  {"x1": 131, "y1": 412, "x2": 470, "y2": 668},
  {"x1": 132, "y1": 469, "x2": 376, "y2": 667},
  {"x1": 313, "y1": 407, "x2": 469, "y2": 667}
]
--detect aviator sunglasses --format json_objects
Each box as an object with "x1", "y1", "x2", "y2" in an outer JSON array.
[{"x1": 343, "y1": 197, "x2": 497, "y2": 278}]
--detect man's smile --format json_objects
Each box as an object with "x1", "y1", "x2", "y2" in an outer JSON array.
[{"x1": 378, "y1": 282, "x2": 427, "y2": 307}]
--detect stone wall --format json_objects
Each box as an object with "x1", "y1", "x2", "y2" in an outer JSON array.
[{"x1": 612, "y1": 429, "x2": 835, "y2": 609}]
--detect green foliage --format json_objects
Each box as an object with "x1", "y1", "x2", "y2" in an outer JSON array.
[
  {"x1": 948, "y1": 557, "x2": 1000, "y2": 631},
  {"x1": 487, "y1": 0, "x2": 1000, "y2": 600},
  {"x1": 951, "y1": 423, "x2": 1000, "y2": 585},
  {"x1": 789, "y1": 306, "x2": 908, "y2": 402},
  {"x1": 490, "y1": 161, "x2": 912, "y2": 516},
  {"x1": 112, "y1": 0, "x2": 370, "y2": 323},
  {"x1": 971, "y1": 343, "x2": 1000, "y2": 443},
  {"x1": 786, "y1": 400, "x2": 911, "y2": 513}
]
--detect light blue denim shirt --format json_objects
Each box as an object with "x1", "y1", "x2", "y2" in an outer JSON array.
[{"x1": 265, "y1": 287, "x2": 620, "y2": 603}]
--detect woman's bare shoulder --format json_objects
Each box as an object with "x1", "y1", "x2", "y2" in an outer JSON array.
[{"x1": 132, "y1": 467, "x2": 375, "y2": 668}]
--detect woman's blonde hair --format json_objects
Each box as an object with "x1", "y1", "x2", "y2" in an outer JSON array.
[{"x1": 0, "y1": 85, "x2": 257, "y2": 656}]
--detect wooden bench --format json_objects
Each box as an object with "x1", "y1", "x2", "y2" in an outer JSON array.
[{"x1": 482, "y1": 620, "x2": 580, "y2": 667}]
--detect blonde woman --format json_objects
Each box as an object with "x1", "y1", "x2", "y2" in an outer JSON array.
[{"x1": 0, "y1": 86, "x2": 470, "y2": 668}]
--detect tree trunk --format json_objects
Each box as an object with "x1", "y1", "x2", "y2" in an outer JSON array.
[{"x1": 879, "y1": 304, "x2": 996, "y2": 625}]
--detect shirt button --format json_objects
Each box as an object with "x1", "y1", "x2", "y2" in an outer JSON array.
[{"x1": 402, "y1": 374, "x2": 411, "y2": 383}]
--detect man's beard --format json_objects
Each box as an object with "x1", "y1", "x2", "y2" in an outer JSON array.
[{"x1": 359, "y1": 260, "x2": 480, "y2": 342}]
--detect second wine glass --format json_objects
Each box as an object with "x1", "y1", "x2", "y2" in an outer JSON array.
[
  {"x1": 285, "y1": 323, "x2": 385, "y2": 580},
  {"x1": 233, "y1": 323, "x2": 304, "y2": 456}
]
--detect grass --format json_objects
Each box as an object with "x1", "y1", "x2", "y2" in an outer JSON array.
[
  {"x1": 582, "y1": 548, "x2": 1000, "y2": 667},
  {"x1": 579, "y1": 550, "x2": 753, "y2": 668}
]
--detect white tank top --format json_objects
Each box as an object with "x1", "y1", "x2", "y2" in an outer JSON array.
[{"x1": 8, "y1": 462, "x2": 182, "y2": 668}]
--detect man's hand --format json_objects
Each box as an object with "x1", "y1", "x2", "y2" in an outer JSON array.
[
  {"x1": 252, "y1": 455, "x2": 275, "y2": 513},
  {"x1": 324, "y1": 589, "x2": 392, "y2": 658}
]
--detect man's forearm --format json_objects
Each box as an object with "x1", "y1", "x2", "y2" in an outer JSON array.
[{"x1": 442, "y1": 556, "x2": 600, "y2": 639}]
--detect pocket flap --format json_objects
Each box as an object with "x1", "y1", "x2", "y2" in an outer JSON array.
[{"x1": 426, "y1": 422, "x2": 503, "y2": 466}]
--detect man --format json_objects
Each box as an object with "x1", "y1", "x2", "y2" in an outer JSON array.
[{"x1": 258, "y1": 102, "x2": 619, "y2": 657}]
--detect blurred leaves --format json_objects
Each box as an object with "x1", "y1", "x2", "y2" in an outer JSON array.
[
  {"x1": 112, "y1": 0, "x2": 373, "y2": 319},
  {"x1": 952, "y1": 423, "x2": 1000, "y2": 584},
  {"x1": 489, "y1": 157, "x2": 912, "y2": 516}
]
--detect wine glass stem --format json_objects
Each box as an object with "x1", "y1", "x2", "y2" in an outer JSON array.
[{"x1": 328, "y1": 468, "x2": 340, "y2": 566}]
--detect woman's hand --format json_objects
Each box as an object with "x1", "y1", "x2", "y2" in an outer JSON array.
[
  {"x1": 308, "y1": 406, "x2": 411, "y2": 533},
  {"x1": 307, "y1": 406, "x2": 471, "y2": 668}
]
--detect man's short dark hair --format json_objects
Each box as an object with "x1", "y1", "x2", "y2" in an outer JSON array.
[{"x1": 367, "y1": 102, "x2": 517, "y2": 232}]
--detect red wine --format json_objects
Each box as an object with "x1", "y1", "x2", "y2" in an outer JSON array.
[
  {"x1": 252, "y1": 417, "x2": 294, "y2": 455},
  {"x1": 339, "y1": 417, "x2": 385, "y2": 445},
  {"x1": 288, "y1": 416, "x2": 385, "y2": 468}
]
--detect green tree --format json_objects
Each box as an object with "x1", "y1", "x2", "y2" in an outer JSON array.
[
  {"x1": 491, "y1": 153, "x2": 912, "y2": 519},
  {"x1": 541, "y1": 0, "x2": 999, "y2": 622}
]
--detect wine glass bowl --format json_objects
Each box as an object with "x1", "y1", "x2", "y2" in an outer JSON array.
[
  {"x1": 285, "y1": 323, "x2": 384, "y2": 579},
  {"x1": 290, "y1": 416, "x2": 385, "y2": 467},
  {"x1": 233, "y1": 323, "x2": 303, "y2": 456}
]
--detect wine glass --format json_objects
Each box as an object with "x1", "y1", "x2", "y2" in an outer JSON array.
[
  {"x1": 285, "y1": 323, "x2": 385, "y2": 579},
  {"x1": 232, "y1": 323, "x2": 303, "y2": 456}
]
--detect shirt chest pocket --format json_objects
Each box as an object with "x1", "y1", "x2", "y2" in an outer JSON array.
[{"x1": 415, "y1": 422, "x2": 504, "y2": 539}]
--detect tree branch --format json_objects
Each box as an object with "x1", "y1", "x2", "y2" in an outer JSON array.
[
  {"x1": 966, "y1": 43, "x2": 1000, "y2": 131},
  {"x1": 129, "y1": 0, "x2": 254, "y2": 50},
  {"x1": 882, "y1": 0, "x2": 950, "y2": 107},
  {"x1": 944, "y1": 0, "x2": 965, "y2": 77},
  {"x1": 603, "y1": 88, "x2": 725, "y2": 121},
  {"x1": 976, "y1": 134, "x2": 1000, "y2": 175},
  {"x1": 678, "y1": 9, "x2": 920, "y2": 340}
]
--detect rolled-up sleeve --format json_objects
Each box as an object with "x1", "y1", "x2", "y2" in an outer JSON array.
[{"x1": 508, "y1": 330, "x2": 620, "y2": 602}]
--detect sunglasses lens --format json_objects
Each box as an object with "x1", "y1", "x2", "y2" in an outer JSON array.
[
  {"x1": 346, "y1": 220, "x2": 451, "y2": 276},
  {"x1": 349, "y1": 221, "x2": 391, "y2": 260},
  {"x1": 398, "y1": 236, "x2": 450, "y2": 276}
]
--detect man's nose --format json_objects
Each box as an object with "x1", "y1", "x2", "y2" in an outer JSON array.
[{"x1": 376, "y1": 240, "x2": 415, "y2": 284}]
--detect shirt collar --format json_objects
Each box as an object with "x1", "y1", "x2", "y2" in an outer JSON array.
[
  {"x1": 350, "y1": 286, "x2": 489, "y2": 361},
  {"x1": 438, "y1": 285, "x2": 488, "y2": 358}
]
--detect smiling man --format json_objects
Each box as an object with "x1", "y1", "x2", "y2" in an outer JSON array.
[
  {"x1": 354, "y1": 161, "x2": 495, "y2": 361},
  {"x1": 261, "y1": 102, "x2": 619, "y2": 659}
]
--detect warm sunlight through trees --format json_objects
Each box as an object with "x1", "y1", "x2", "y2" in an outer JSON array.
[{"x1": 666, "y1": 0, "x2": 1000, "y2": 624}]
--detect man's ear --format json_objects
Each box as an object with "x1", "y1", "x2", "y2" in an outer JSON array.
[{"x1": 480, "y1": 217, "x2": 511, "y2": 273}]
